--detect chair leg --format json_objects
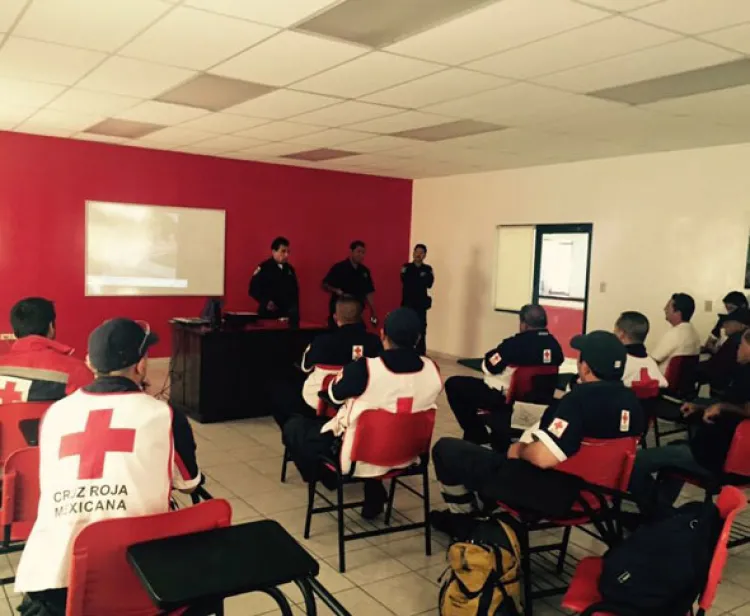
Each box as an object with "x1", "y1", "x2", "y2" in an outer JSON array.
[
  {"x1": 336, "y1": 478, "x2": 346, "y2": 573},
  {"x1": 304, "y1": 481, "x2": 316, "y2": 539},
  {"x1": 518, "y1": 527, "x2": 533, "y2": 616},
  {"x1": 423, "y1": 468, "x2": 432, "y2": 556},
  {"x1": 556, "y1": 526, "x2": 572, "y2": 574},
  {"x1": 280, "y1": 447, "x2": 289, "y2": 483},
  {"x1": 384, "y1": 478, "x2": 398, "y2": 525}
]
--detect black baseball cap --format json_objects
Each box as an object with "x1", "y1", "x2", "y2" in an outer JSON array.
[
  {"x1": 571, "y1": 330, "x2": 626, "y2": 381},
  {"x1": 725, "y1": 307, "x2": 750, "y2": 327},
  {"x1": 384, "y1": 307, "x2": 421, "y2": 348},
  {"x1": 88, "y1": 318, "x2": 159, "y2": 374}
]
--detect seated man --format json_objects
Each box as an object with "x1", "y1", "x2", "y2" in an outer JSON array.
[
  {"x1": 0, "y1": 297, "x2": 93, "y2": 402},
  {"x1": 272, "y1": 296, "x2": 382, "y2": 428},
  {"x1": 697, "y1": 307, "x2": 750, "y2": 393},
  {"x1": 629, "y1": 328, "x2": 750, "y2": 516},
  {"x1": 15, "y1": 318, "x2": 201, "y2": 615},
  {"x1": 651, "y1": 293, "x2": 701, "y2": 373},
  {"x1": 282, "y1": 308, "x2": 442, "y2": 519},
  {"x1": 445, "y1": 304, "x2": 563, "y2": 446},
  {"x1": 614, "y1": 311, "x2": 668, "y2": 388},
  {"x1": 431, "y1": 331, "x2": 644, "y2": 530},
  {"x1": 704, "y1": 290, "x2": 748, "y2": 353}
]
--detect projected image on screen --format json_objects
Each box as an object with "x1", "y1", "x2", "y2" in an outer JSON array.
[{"x1": 85, "y1": 201, "x2": 225, "y2": 297}]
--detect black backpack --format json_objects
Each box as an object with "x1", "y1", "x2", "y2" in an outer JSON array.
[{"x1": 599, "y1": 501, "x2": 721, "y2": 614}]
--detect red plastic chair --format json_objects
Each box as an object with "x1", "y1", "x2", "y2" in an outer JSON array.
[
  {"x1": 66, "y1": 498, "x2": 233, "y2": 616},
  {"x1": 561, "y1": 485, "x2": 747, "y2": 615},
  {"x1": 722, "y1": 419, "x2": 750, "y2": 478},
  {"x1": 630, "y1": 369, "x2": 661, "y2": 448},
  {"x1": 304, "y1": 409, "x2": 436, "y2": 572},
  {"x1": 281, "y1": 370, "x2": 342, "y2": 483},
  {"x1": 0, "y1": 401, "x2": 51, "y2": 465},
  {"x1": 664, "y1": 355, "x2": 699, "y2": 399},
  {"x1": 506, "y1": 365, "x2": 560, "y2": 404},
  {"x1": 498, "y1": 437, "x2": 638, "y2": 615}
]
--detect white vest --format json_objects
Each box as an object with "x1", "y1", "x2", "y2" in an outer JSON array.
[
  {"x1": 323, "y1": 357, "x2": 442, "y2": 477},
  {"x1": 302, "y1": 366, "x2": 342, "y2": 410},
  {"x1": 15, "y1": 390, "x2": 178, "y2": 592}
]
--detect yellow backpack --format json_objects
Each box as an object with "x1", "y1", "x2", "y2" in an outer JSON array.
[{"x1": 438, "y1": 518, "x2": 523, "y2": 616}]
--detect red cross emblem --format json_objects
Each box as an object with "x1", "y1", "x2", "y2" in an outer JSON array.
[
  {"x1": 352, "y1": 345, "x2": 363, "y2": 360},
  {"x1": 552, "y1": 419, "x2": 564, "y2": 431},
  {"x1": 59, "y1": 409, "x2": 136, "y2": 480},
  {"x1": 396, "y1": 397, "x2": 414, "y2": 414},
  {"x1": 0, "y1": 381, "x2": 23, "y2": 404}
]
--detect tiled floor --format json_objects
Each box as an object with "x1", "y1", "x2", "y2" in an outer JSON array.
[{"x1": 3, "y1": 356, "x2": 750, "y2": 615}]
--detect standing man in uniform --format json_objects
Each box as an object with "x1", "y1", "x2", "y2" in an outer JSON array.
[
  {"x1": 15, "y1": 318, "x2": 201, "y2": 615},
  {"x1": 322, "y1": 241, "x2": 377, "y2": 329},
  {"x1": 401, "y1": 244, "x2": 434, "y2": 356},
  {"x1": 249, "y1": 236, "x2": 299, "y2": 319}
]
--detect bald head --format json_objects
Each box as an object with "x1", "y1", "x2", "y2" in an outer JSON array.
[{"x1": 335, "y1": 296, "x2": 363, "y2": 326}]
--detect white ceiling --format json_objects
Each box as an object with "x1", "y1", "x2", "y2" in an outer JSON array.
[{"x1": 2, "y1": 0, "x2": 750, "y2": 178}]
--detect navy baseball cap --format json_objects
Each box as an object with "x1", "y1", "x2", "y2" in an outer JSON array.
[
  {"x1": 571, "y1": 330, "x2": 626, "y2": 381},
  {"x1": 384, "y1": 308, "x2": 421, "y2": 348},
  {"x1": 88, "y1": 318, "x2": 159, "y2": 373},
  {"x1": 724, "y1": 307, "x2": 750, "y2": 327}
]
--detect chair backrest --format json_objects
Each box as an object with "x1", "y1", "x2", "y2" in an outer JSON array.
[
  {"x1": 506, "y1": 365, "x2": 559, "y2": 403},
  {"x1": 66, "y1": 499, "x2": 232, "y2": 616},
  {"x1": 722, "y1": 418, "x2": 750, "y2": 477},
  {"x1": 664, "y1": 355, "x2": 699, "y2": 397},
  {"x1": 350, "y1": 409, "x2": 436, "y2": 468},
  {"x1": 557, "y1": 437, "x2": 639, "y2": 493},
  {"x1": 0, "y1": 401, "x2": 51, "y2": 464},
  {"x1": 1, "y1": 447, "x2": 40, "y2": 543},
  {"x1": 698, "y1": 485, "x2": 747, "y2": 611},
  {"x1": 316, "y1": 370, "x2": 341, "y2": 418},
  {"x1": 631, "y1": 368, "x2": 661, "y2": 400}
]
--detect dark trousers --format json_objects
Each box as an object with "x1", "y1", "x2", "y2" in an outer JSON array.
[
  {"x1": 445, "y1": 376, "x2": 512, "y2": 446},
  {"x1": 270, "y1": 374, "x2": 315, "y2": 430},
  {"x1": 282, "y1": 416, "x2": 384, "y2": 504},
  {"x1": 19, "y1": 590, "x2": 68, "y2": 616},
  {"x1": 433, "y1": 437, "x2": 506, "y2": 492},
  {"x1": 415, "y1": 309, "x2": 427, "y2": 356}
]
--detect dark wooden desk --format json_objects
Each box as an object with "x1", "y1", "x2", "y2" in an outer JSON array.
[
  {"x1": 169, "y1": 320, "x2": 327, "y2": 423},
  {"x1": 127, "y1": 519, "x2": 350, "y2": 616}
]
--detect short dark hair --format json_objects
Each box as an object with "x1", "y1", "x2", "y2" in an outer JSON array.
[
  {"x1": 350, "y1": 240, "x2": 365, "y2": 251},
  {"x1": 519, "y1": 304, "x2": 547, "y2": 329},
  {"x1": 271, "y1": 236, "x2": 289, "y2": 251},
  {"x1": 10, "y1": 297, "x2": 56, "y2": 338},
  {"x1": 414, "y1": 244, "x2": 427, "y2": 253},
  {"x1": 335, "y1": 295, "x2": 363, "y2": 321},
  {"x1": 723, "y1": 291, "x2": 748, "y2": 308},
  {"x1": 671, "y1": 293, "x2": 696, "y2": 322},
  {"x1": 616, "y1": 311, "x2": 650, "y2": 343}
]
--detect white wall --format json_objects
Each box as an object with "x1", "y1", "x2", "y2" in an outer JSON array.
[{"x1": 412, "y1": 143, "x2": 750, "y2": 358}]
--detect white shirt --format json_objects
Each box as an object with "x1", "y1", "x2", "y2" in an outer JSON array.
[
  {"x1": 623, "y1": 354, "x2": 668, "y2": 388},
  {"x1": 650, "y1": 322, "x2": 701, "y2": 372}
]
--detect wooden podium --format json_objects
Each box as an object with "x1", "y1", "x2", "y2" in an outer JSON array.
[{"x1": 168, "y1": 320, "x2": 327, "y2": 423}]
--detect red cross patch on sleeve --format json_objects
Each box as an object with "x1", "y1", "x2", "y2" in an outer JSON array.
[
  {"x1": 352, "y1": 345, "x2": 363, "y2": 360},
  {"x1": 489, "y1": 352, "x2": 501, "y2": 366},
  {"x1": 620, "y1": 410, "x2": 630, "y2": 432},
  {"x1": 0, "y1": 376, "x2": 31, "y2": 403},
  {"x1": 548, "y1": 418, "x2": 568, "y2": 438},
  {"x1": 543, "y1": 349, "x2": 551, "y2": 364}
]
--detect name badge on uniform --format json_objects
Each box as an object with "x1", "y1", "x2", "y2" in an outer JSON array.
[
  {"x1": 543, "y1": 349, "x2": 551, "y2": 364},
  {"x1": 549, "y1": 418, "x2": 568, "y2": 438},
  {"x1": 620, "y1": 410, "x2": 630, "y2": 432},
  {"x1": 352, "y1": 345, "x2": 364, "y2": 360},
  {"x1": 489, "y1": 352, "x2": 501, "y2": 366}
]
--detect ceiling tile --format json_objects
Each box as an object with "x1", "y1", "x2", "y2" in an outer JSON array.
[
  {"x1": 392, "y1": 119, "x2": 506, "y2": 141},
  {"x1": 139, "y1": 125, "x2": 217, "y2": 146},
  {"x1": 0, "y1": 103, "x2": 38, "y2": 127},
  {"x1": 535, "y1": 39, "x2": 739, "y2": 93},
  {"x1": 116, "y1": 101, "x2": 208, "y2": 125},
  {"x1": 346, "y1": 110, "x2": 454, "y2": 133},
  {"x1": 14, "y1": 0, "x2": 171, "y2": 52},
  {"x1": 282, "y1": 147, "x2": 357, "y2": 161},
  {"x1": 21, "y1": 108, "x2": 105, "y2": 132},
  {"x1": 385, "y1": 0, "x2": 609, "y2": 64},
  {"x1": 236, "y1": 142, "x2": 313, "y2": 158},
  {"x1": 0, "y1": 76, "x2": 65, "y2": 106},
  {"x1": 342, "y1": 134, "x2": 418, "y2": 152},
  {"x1": 700, "y1": 23, "x2": 750, "y2": 55},
  {"x1": 156, "y1": 75, "x2": 276, "y2": 111},
  {"x1": 0, "y1": 0, "x2": 27, "y2": 33},
  {"x1": 47, "y1": 89, "x2": 142, "y2": 116},
  {"x1": 120, "y1": 7, "x2": 278, "y2": 70},
  {"x1": 209, "y1": 31, "x2": 367, "y2": 87},
  {"x1": 225, "y1": 89, "x2": 341, "y2": 119},
  {"x1": 465, "y1": 16, "x2": 678, "y2": 79},
  {"x1": 629, "y1": 0, "x2": 750, "y2": 35},
  {"x1": 85, "y1": 118, "x2": 165, "y2": 138},
  {"x1": 643, "y1": 84, "x2": 750, "y2": 126},
  {"x1": 73, "y1": 132, "x2": 129, "y2": 145},
  {"x1": 292, "y1": 52, "x2": 442, "y2": 98},
  {"x1": 191, "y1": 134, "x2": 269, "y2": 152},
  {"x1": 573, "y1": 0, "x2": 665, "y2": 10},
  {"x1": 286, "y1": 127, "x2": 370, "y2": 147},
  {"x1": 295, "y1": 0, "x2": 490, "y2": 47},
  {"x1": 177, "y1": 113, "x2": 269, "y2": 134},
  {"x1": 183, "y1": 0, "x2": 339, "y2": 27},
  {"x1": 77, "y1": 56, "x2": 196, "y2": 98},
  {"x1": 15, "y1": 125, "x2": 75, "y2": 138},
  {"x1": 290, "y1": 100, "x2": 401, "y2": 126},
  {"x1": 236, "y1": 121, "x2": 323, "y2": 140},
  {"x1": 0, "y1": 36, "x2": 106, "y2": 85},
  {"x1": 363, "y1": 68, "x2": 508, "y2": 108}
]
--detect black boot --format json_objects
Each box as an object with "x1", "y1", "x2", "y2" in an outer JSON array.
[{"x1": 361, "y1": 480, "x2": 388, "y2": 520}]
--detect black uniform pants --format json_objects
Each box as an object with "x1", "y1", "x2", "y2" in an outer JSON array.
[
  {"x1": 270, "y1": 374, "x2": 315, "y2": 431},
  {"x1": 415, "y1": 309, "x2": 427, "y2": 356},
  {"x1": 445, "y1": 376, "x2": 512, "y2": 447},
  {"x1": 282, "y1": 416, "x2": 384, "y2": 504}
]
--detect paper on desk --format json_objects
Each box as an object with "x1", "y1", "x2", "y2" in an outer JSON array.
[{"x1": 510, "y1": 401, "x2": 547, "y2": 431}]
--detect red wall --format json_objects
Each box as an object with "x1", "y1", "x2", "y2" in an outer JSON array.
[{"x1": 0, "y1": 131, "x2": 412, "y2": 358}]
